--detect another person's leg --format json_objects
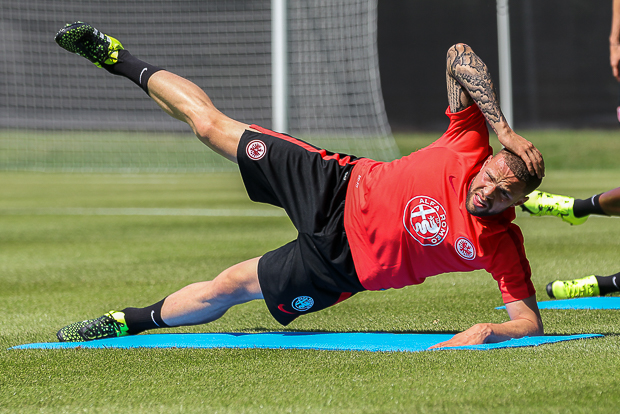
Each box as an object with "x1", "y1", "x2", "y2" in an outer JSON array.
[
  {"x1": 547, "y1": 270, "x2": 620, "y2": 299},
  {"x1": 57, "y1": 258, "x2": 263, "y2": 342},
  {"x1": 521, "y1": 187, "x2": 620, "y2": 225},
  {"x1": 598, "y1": 187, "x2": 620, "y2": 216}
]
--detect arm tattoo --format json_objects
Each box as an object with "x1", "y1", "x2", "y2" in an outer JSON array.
[{"x1": 446, "y1": 44, "x2": 506, "y2": 132}]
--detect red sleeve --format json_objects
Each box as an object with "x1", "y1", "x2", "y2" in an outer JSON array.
[
  {"x1": 428, "y1": 105, "x2": 492, "y2": 162},
  {"x1": 487, "y1": 224, "x2": 536, "y2": 303}
]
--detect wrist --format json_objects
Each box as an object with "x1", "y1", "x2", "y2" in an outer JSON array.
[
  {"x1": 474, "y1": 323, "x2": 494, "y2": 342},
  {"x1": 494, "y1": 123, "x2": 513, "y2": 141}
]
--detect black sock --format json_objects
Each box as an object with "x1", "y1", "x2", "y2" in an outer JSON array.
[
  {"x1": 102, "y1": 50, "x2": 163, "y2": 94},
  {"x1": 595, "y1": 273, "x2": 620, "y2": 296},
  {"x1": 122, "y1": 298, "x2": 169, "y2": 335},
  {"x1": 573, "y1": 194, "x2": 607, "y2": 218}
]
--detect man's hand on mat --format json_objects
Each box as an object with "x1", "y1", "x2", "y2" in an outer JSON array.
[
  {"x1": 429, "y1": 296, "x2": 544, "y2": 349},
  {"x1": 428, "y1": 323, "x2": 492, "y2": 349}
]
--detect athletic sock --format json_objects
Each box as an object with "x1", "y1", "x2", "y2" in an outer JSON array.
[
  {"x1": 122, "y1": 298, "x2": 169, "y2": 335},
  {"x1": 573, "y1": 194, "x2": 608, "y2": 218},
  {"x1": 102, "y1": 50, "x2": 163, "y2": 94},
  {"x1": 595, "y1": 273, "x2": 620, "y2": 296}
]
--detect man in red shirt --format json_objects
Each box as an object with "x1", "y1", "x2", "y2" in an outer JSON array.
[{"x1": 55, "y1": 23, "x2": 545, "y2": 348}]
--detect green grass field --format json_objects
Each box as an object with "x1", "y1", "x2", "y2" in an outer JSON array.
[{"x1": 1, "y1": 130, "x2": 619, "y2": 413}]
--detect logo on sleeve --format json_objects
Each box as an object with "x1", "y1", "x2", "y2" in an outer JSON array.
[
  {"x1": 455, "y1": 237, "x2": 476, "y2": 260},
  {"x1": 246, "y1": 139, "x2": 267, "y2": 160},
  {"x1": 403, "y1": 196, "x2": 449, "y2": 246}
]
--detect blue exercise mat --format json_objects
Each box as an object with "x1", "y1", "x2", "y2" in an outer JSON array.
[
  {"x1": 10, "y1": 332, "x2": 602, "y2": 352},
  {"x1": 496, "y1": 297, "x2": 620, "y2": 310}
]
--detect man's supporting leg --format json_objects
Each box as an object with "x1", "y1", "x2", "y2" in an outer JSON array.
[
  {"x1": 124, "y1": 257, "x2": 263, "y2": 329},
  {"x1": 57, "y1": 258, "x2": 263, "y2": 342},
  {"x1": 160, "y1": 257, "x2": 263, "y2": 326}
]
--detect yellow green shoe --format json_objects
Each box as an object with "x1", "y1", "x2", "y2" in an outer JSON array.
[
  {"x1": 546, "y1": 275, "x2": 600, "y2": 299},
  {"x1": 520, "y1": 190, "x2": 588, "y2": 226},
  {"x1": 54, "y1": 22, "x2": 123, "y2": 68},
  {"x1": 56, "y1": 310, "x2": 130, "y2": 342}
]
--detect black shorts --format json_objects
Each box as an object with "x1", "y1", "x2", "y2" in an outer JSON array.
[{"x1": 237, "y1": 127, "x2": 366, "y2": 325}]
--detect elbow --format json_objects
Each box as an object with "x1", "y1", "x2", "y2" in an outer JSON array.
[
  {"x1": 531, "y1": 317, "x2": 544, "y2": 337},
  {"x1": 446, "y1": 43, "x2": 472, "y2": 74}
]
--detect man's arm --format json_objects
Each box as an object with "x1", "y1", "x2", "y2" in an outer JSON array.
[
  {"x1": 610, "y1": 0, "x2": 620, "y2": 80},
  {"x1": 445, "y1": 43, "x2": 544, "y2": 179},
  {"x1": 428, "y1": 295, "x2": 543, "y2": 349}
]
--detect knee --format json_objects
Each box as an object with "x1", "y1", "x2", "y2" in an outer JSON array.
[
  {"x1": 211, "y1": 265, "x2": 262, "y2": 302},
  {"x1": 191, "y1": 113, "x2": 220, "y2": 141}
]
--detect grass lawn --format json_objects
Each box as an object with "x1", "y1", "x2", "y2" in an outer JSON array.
[{"x1": 1, "y1": 130, "x2": 619, "y2": 413}]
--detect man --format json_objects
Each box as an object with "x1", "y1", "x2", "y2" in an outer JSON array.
[
  {"x1": 521, "y1": 189, "x2": 620, "y2": 299},
  {"x1": 54, "y1": 22, "x2": 545, "y2": 348}
]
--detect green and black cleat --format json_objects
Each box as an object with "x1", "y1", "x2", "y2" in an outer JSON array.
[
  {"x1": 55, "y1": 21, "x2": 123, "y2": 68},
  {"x1": 546, "y1": 275, "x2": 600, "y2": 299},
  {"x1": 520, "y1": 190, "x2": 588, "y2": 226},
  {"x1": 57, "y1": 310, "x2": 130, "y2": 342}
]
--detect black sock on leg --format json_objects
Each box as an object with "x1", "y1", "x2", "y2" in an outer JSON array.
[
  {"x1": 595, "y1": 273, "x2": 620, "y2": 296},
  {"x1": 573, "y1": 194, "x2": 607, "y2": 218},
  {"x1": 102, "y1": 50, "x2": 163, "y2": 94},
  {"x1": 122, "y1": 298, "x2": 170, "y2": 335}
]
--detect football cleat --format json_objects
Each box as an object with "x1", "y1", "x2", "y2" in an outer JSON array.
[
  {"x1": 520, "y1": 190, "x2": 588, "y2": 226},
  {"x1": 57, "y1": 310, "x2": 130, "y2": 342},
  {"x1": 546, "y1": 275, "x2": 600, "y2": 299},
  {"x1": 54, "y1": 22, "x2": 123, "y2": 68}
]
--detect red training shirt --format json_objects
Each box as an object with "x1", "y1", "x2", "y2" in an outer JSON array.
[{"x1": 343, "y1": 105, "x2": 535, "y2": 304}]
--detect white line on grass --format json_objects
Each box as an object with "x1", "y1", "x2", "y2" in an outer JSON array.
[{"x1": 0, "y1": 208, "x2": 287, "y2": 217}]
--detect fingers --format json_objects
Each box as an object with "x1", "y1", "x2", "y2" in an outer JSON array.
[
  {"x1": 512, "y1": 136, "x2": 544, "y2": 179},
  {"x1": 521, "y1": 146, "x2": 545, "y2": 179},
  {"x1": 498, "y1": 132, "x2": 544, "y2": 179}
]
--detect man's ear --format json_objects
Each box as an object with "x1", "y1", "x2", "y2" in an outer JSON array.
[{"x1": 513, "y1": 196, "x2": 529, "y2": 207}]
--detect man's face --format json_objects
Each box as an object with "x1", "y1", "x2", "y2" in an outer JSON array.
[{"x1": 466, "y1": 154, "x2": 528, "y2": 217}]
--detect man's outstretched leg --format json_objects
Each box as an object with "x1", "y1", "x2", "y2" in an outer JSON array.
[
  {"x1": 55, "y1": 22, "x2": 249, "y2": 162},
  {"x1": 57, "y1": 258, "x2": 263, "y2": 342}
]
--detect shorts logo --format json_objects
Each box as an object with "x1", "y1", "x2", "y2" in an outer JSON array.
[
  {"x1": 403, "y1": 196, "x2": 449, "y2": 246},
  {"x1": 291, "y1": 296, "x2": 314, "y2": 312},
  {"x1": 246, "y1": 139, "x2": 267, "y2": 160},
  {"x1": 455, "y1": 237, "x2": 476, "y2": 260}
]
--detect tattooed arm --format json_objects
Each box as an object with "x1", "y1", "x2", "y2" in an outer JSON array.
[{"x1": 446, "y1": 43, "x2": 544, "y2": 178}]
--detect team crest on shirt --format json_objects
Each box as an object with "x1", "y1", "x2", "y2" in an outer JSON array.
[
  {"x1": 455, "y1": 237, "x2": 476, "y2": 260},
  {"x1": 403, "y1": 196, "x2": 449, "y2": 246},
  {"x1": 246, "y1": 139, "x2": 267, "y2": 160}
]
